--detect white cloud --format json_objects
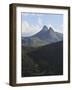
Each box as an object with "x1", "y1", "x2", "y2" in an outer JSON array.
[
  {"x1": 22, "y1": 16, "x2": 44, "y2": 37},
  {"x1": 22, "y1": 21, "x2": 42, "y2": 37}
]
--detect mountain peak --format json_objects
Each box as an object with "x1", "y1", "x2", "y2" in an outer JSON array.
[
  {"x1": 48, "y1": 27, "x2": 54, "y2": 32},
  {"x1": 42, "y1": 25, "x2": 48, "y2": 31}
]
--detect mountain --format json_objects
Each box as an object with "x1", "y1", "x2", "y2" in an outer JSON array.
[{"x1": 22, "y1": 25, "x2": 63, "y2": 47}]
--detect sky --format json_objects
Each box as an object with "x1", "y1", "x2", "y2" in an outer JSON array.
[{"x1": 21, "y1": 12, "x2": 63, "y2": 37}]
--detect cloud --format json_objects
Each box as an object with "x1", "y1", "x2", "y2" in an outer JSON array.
[
  {"x1": 22, "y1": 21, "x2": 42, "y2": 37},
  {"x1": 22, "y1": 15, "x2": 44, "y2": 37}
]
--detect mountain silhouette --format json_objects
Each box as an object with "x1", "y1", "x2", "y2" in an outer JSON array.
[{"x1": 22, "y1": 25, "x2": 63, "y2": 47}]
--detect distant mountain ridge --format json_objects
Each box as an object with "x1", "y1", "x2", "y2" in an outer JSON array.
[{"x1": 22, "y1": 25, "x2": 63, "y2": 47}]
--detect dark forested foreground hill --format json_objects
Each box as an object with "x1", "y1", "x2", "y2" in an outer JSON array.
[{"x1": 22, "y1": 41, "x2": 63, "y2": 77}]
